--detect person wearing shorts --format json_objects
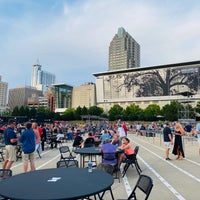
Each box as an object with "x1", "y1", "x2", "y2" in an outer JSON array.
[
  {"x1": 195, "y1": 123, "x2": 200, "y2": 155},
  {"x1": 163, "y1": 122, "x2": 173, "y2": 160},
  {"x1": 19, "y1": 122, "x2": 36, "y2": 172},
  {"x1": 2, "y1": 119, "x2": 18, "y2": 170}
]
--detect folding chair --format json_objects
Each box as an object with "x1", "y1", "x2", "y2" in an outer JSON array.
[
  {"x1": 127, "y1": 174, "x2": 153, "y2": 200},
  {"x1": 0, "y1": 169, "x2": 12, "y2": 181},
  {"x1": 0, "y1": 149, "x2": 4, "y2": 161},
  {"x1": 56, "y1": 160, "x2": 78, "y2": 168},
  {"x1": 59, "y1": 146, "x2": 77, "y2": 166},
  {"x1": 102, "y1": 152, "x2": 120, "y2": 182},
  {"x1": 96, "y1": 163, "x2": 115, "y2": 200},
  {"x1": 0, "y1": 169, "x2": 13, "y2": 200},
  {"x1": 122, "y1": 146, "x2": 142, "y2": 177}
]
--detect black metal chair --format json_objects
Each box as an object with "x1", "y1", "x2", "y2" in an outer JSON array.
[
  {"x1": 101, "y1": 152, "x2": 120, "y2": 182},
  {"x1": 56, "y1": 160, "x2": 78, "y2": 168},
  {"x1": 0, "y1": 169, "x2": 12, "y2": 181},
  {"x1": 96, "y1": 163, "x2": 115, "y2": 200},
  {"x1": 127, "y1": 174, "x2": 153, "y2": 200},
  {"x1": 59, "y1": 146, "x2": 78, "y2": 167},
  {"x1": 122, "y1": 146, "x2": 142, "y2": 177},
  {"x1": 0, "y1": 169, "x2": 12, "y2": 200},
  {"x1": 0, "y1": 149, "x2": 4, "y2": 161}
]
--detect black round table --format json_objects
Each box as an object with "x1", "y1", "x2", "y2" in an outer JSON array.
[
  {"x1": 74, "y1": 147, "x2": 102, "y2": 168},
  {"x1": 0, "y1": 168, "x2": 114, "y2": 200}
]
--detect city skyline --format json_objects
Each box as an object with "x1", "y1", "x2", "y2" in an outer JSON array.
[{"x1": 0, "y1": 0, "x2": 200, "y2": 90}]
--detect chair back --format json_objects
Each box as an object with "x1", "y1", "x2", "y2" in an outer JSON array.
[
  {"x1": 59, "y1": 146, "x2": 74, "y2": 160},
  {"x1": 97, "y1": 163, "x2": 114, "y2": 175},
  {"x1": 0, "y1": 169, "x2": 12, "y2": 181},
  {"x1": 57, "y1": 160, "x2": 78, "y2": 168},
  {"x1": 128, "y1": 174, "x2": 153, "y2": 200},
  {"x1": 102, "y1": 151, "x2": 118, "y2": 165},
  {"x1": 59, "y1": 146, "x2": 70, "y2": 154},
  {"x1": 84, "y1": 138, "x2": 95, "y2": 148},
  {"x1": 134, "y1": 146, "x2": 139, "y2": 155}
]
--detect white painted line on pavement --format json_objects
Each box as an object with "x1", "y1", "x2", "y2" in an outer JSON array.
[
  {"x1": 135, "y1": 137, "x2": 200, "y2": 167},
  {"x1": 120, "y1": 166, "x2": 132, "y2": 197},
  {"x1": 135, "y1": 141, "x2": 200, "y2": 183},
  {"x1": 36, "y1": 154, "x2": 60, "y2": 170},
  {"x1": 11, "y1": 150, "x2": 54, "y2": 169},
  {"x1": 138, "y1": 155, "x2": 186, "y2": 200}
]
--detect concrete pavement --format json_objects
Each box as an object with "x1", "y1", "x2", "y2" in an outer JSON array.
[{"x1": 1, "y1": 133, "x2": 200, "y2": 200}]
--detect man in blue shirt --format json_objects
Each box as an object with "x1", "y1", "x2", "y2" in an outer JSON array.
[
  {"x1": 19, "y1": 122, "x2": 36, "y2": 172},
  {"x1": 2, "y1": 119, "x2": 18, "y2": 170},
  {"x1": 163, "y1": 122, "x2": 173, "y2": 160},
  {"x1": 100, "y1": 138, "x2": 117, "y2": 165}
]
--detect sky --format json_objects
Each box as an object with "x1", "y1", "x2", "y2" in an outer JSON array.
[{"x1": 0, "y1": 0, "x2": 200, "y2": 89}]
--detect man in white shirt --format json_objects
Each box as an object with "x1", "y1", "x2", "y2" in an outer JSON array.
[{"x1": 117, "y1": 125, "x2": 126, "y2": 138}]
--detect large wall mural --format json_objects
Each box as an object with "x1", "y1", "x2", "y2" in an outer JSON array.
[{"x1": 103, "y1": 66, "x2": 200, "y2": 99}]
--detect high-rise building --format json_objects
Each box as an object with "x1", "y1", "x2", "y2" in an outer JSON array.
[
  {"x1": 8, "y1": 86, "x2": 43, "y2": 111},
  {"x1": 31, "y1": 63, "x2": 56, "y2": 92},
  {"x1": 72, "y1": 82, "x2": 96, "y2": 109},
  {"x1": 53, "y1": 84, "x2": 73, "y2": 113},
  {"x1": 109, "y1": 27, "x2": 140, "y2": 71},
  {"x1": 0, "y1": 76, "x2": 8, "y2": 114}
]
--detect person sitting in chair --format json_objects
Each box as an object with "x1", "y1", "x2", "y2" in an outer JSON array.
[
  {"x1": 72, "y1": 132, "x2": 83, "y2": 149},
  {"x1": 117, "y1": 137, "x2": 135, "y2": 167},
  {"x1": 100, "y1": 138, "x2": 117, "y2": 165},
  {"x1": 82, "y1": 132, "x2": 95, "y2": 148}
]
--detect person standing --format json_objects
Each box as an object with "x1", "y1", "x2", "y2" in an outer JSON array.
[
  {"x1": 19, "y1": 122, "x2": 36, "y2": 172},
  {"x1": 172, "y1": 122, "x2": 185, "y2": 160},
  {"x1": 2, "y1": 119, "x2": 18, "y2": 169},
  {"x1": 163, "y1": 122, "x2": 173, "y2": 160},
  {"x1": 41, "y1": 124, "x2": 47, "y2": 151},
  {"x1": 32, "y1": 122, "x2": 41, "y2": 153},
  {"x1": 195, "y1": 122, "x2": 200, "y2": 155}
]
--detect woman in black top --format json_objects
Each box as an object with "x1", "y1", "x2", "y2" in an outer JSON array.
[{"x1": 172, "y1": 122, "x2": 185, "y2": 160}]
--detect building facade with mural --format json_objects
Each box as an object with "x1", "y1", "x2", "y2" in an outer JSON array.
[{"x1": 93, "y1": 60, "x2": 200, "y2": 112}]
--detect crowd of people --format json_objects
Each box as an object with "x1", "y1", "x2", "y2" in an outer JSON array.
[
  {"x1": 163, "y1": 121, "x2": 200, "y2": 161},
  {"x1": 0, "y1": 118, "x2": 200, "y2": 174}
]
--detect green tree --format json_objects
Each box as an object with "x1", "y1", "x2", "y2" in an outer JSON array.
[
  {"x1": 62, "y1": 109, "x2": 76, "y2": 120},
  {"x1": 144, "y1": 104, "x2": 161, "y2": 121},
  {"x1": 24, "y1": 106, "x2": 30, "y2": 118},
  {"x1": 19, "y1": 106, "x2": 26, "y2": 116},
  {"x1": 30, "y1": 107, "x2": 37, "y2": 119},
  {"x1": 75, "y1": 106, "x2": 82, "y2": 120},
  {"x1": 88, "y1": 106, "x2": 103, "y2": 116},
  {"x1": 108, "y1": 104, "x2": 123, "y2": 121},
  {"x1": 123, "y1": 104, "x2": 143, "y2": 121},
  {"x1": 195, "y1": 101, "x2": 200, "y2": 114},
  {"x1": 36, "y1": 106, "x2": 47, "y2": 122},
  {"x1": 82, "y1": 106, "x2": 88, "y2": 115},
  {"x1": 12, "y1": 106, "x2": 19, "y2": 116},
  {"x1": 161, "y1": 101, "x2": 181, "y2": 121}
]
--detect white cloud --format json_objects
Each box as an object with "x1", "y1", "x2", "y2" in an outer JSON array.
[{"x1": 0, "y1": 0, "x2": 200, "y2": 89}]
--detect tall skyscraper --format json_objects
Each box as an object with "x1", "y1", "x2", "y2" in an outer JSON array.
[
  {"x1": 31, "y1": 62, "x2": 56, "y2": 92},
  {"x1": 108, "y1": 27, "x2": 140, "y2": 71},
  {"x1": 0, "y1": 76, "x2": 8, "y2": 114}
]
